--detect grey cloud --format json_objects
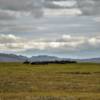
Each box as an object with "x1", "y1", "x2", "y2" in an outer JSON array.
[
  {"x1": 0, "y1": 0, "x2": 100, "y2": 21},
  {"x1": 0, "y1": 34, "x2": 100, "y2": 52},
  {"x1": 44, "y1": 0, "x2": 100, "y2": 16},
  {"x1": 0, "y1": 0, "x2": 43, "y2": 11},
  {"x1": 0, "y1": 0, "x2": 31, "y2": 11},
  {"x1": 0, "y1": 0, "x2": 44, "y2": 19},
  {"x1": 44, "y1": 0, "x2": 77, "y2": 9},
  {"x1": 0, "y1": 10, "x2": 15, "y2": 20},
  {"x1": 77, "y1": 0, "x2": 100, "y2": 15},
  {"x1": 0, "y1": 15, "x2": 99, "y2": 37},
  {"x1": 0, "y1": 33, "x2": 100, "y2": 58}
]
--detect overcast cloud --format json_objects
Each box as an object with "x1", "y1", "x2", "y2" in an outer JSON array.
[
  {"x1": 0, "y1": 0, "x2": 100, "y2": 58},
  {"x1": 0, "y1": 0, "x2": 100, "y2": 20}
]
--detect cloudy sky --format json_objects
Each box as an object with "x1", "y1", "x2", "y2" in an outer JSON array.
[{"x1": 0, "y1": 0, "x2": 100, "y2": 58}]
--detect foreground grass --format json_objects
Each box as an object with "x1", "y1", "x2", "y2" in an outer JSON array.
[{"x1": 0, "y1": 63, "x2": 100, "y2": 100}]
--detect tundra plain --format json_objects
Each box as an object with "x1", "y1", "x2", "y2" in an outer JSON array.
[{"x1": 0, "y1": 63, "x2": 100, "y2": 100}]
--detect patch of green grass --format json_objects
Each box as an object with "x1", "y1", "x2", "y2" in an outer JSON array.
[{"x1": 0, "y1": 63, "x2": 100, "y2": 100}]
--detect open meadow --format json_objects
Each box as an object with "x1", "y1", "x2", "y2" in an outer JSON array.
[{"x1": 0, "y1": 63, "x2": 100, "y2": 100}]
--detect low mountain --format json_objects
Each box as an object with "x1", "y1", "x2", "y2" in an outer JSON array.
[
  {"x1": 78, "y1": 58, "x2": 100, "y2": 63},
  {"x1": 0, "y1": 53, "x2": 28, "y2": 62},
  {"x1": 30, "y1": 55, "x2": 62, "y2": 62},
  {"x1": 0, "y1": 53, "x2": 100, "y2": 63}
]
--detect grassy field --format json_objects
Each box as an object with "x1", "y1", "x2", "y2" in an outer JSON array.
[{"x1": 0, "y1": 63, "x2": 100, "y2": 100}]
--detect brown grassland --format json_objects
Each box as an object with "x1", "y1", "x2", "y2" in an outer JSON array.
[{"x1": 0, "y1": 63, "x2": 100, "y2": 100}]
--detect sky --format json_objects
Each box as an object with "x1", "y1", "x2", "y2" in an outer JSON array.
[{"x1": 0, "y1": 0, "x2": 100, "y2": 58}]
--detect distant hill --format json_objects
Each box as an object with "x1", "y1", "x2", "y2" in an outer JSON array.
[
  {"x1": 0, "y1": 53, "x2": 28, "y2": 62},
  {"x1": 0, "y1": 53, "x2": 100, "y2": 63},
  {"x1": 30, "y1": 55, "x2": 62, "y2": 62},
  {"x1": 0, "y1": 54, "x2": 70, "y2": 62},
  {"x1": 78, "y1": 58, "x2": 100, "y2": 63}
]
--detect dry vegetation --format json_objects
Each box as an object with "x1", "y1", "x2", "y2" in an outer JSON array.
[{"x1": 0, "y1": 63, "x2": 100, "y2": 100}]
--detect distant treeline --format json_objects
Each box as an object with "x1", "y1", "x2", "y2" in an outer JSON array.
[{"x1": 23, "y1": 60, "x2": 77, "y2": 65}]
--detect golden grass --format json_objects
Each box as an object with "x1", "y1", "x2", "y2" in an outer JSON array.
[{"x1": 0, "y1": 63, "x2": 100, "y2": 100}]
